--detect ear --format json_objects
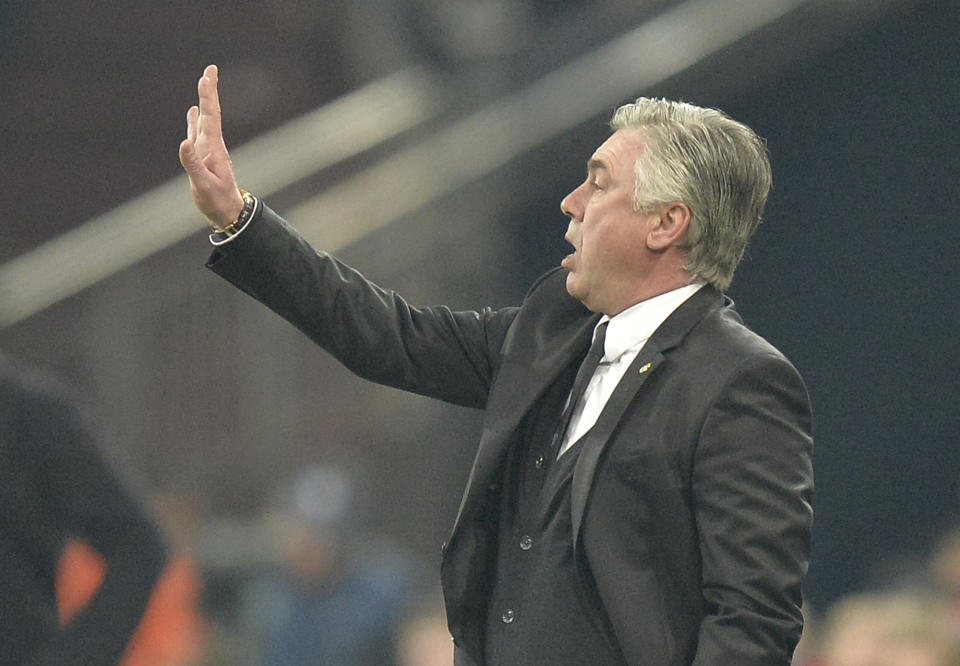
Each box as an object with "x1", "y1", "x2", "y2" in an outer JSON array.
[{"x1": 645, "y1": 203, "x2": 691, "y2": 251}]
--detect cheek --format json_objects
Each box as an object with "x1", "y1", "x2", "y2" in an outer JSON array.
[
  {"x1": 589, "y1": 227, "x2": 644, "y2": 276},
  {"x1": 583, "y1": 222, "x2": 625, "y2": 256}
]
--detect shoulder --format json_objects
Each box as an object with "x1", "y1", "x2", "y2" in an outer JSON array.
[
  {"x1": 493, "y1": 267, "x2": 595, "y2": 360},
  {"x1": 521, "y1": 267, "x2": 586, "y2": 316},
  {"x1": 686, "y1": 296, "x2": 792, "y2": 362},
  {"x1": 512, "y1": 267, "x2": 594, "y2": 332},
  {"x1": 524, "y1": 266, "x2": 567, "y2": 296},
  {"x1": 681, "y1": 300, "x2": 808, "y2": 396}
]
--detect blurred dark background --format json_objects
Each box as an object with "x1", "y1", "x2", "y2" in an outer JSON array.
[{"x1": 1, "y1": 0, "x2": 958, "y2": 661}]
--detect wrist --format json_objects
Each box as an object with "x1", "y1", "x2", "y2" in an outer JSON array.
[
  {"x1": 224, "y1": 196, "x2": 245, "y2": 229},
  {"x1": 212, "y1": 189, "x2": 256, "y2": 236},
  {"x1": 209, "y1": 190, "x2": 259, "y2": 246}
]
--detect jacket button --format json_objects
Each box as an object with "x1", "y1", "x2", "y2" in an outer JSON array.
[
  {"x1": 501, "y1": 608, "x2": 515, "y2": 624},
  {"x1": 519, "y1": 535, "x2": 533, "y2": 551},
  {"x1": 534, "y1": 455, "x2": 545, "y2": 469}
]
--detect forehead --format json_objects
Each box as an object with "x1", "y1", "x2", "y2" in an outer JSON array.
[{"x1": 588, "y1": 129, "x2": 647, "y2": 175}]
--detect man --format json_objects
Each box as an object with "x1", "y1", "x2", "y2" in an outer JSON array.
[
  {"x1": 180, "y1": 64, "x2": 813, "y2": 665},
  {"x1": 0, "y1": 354, "x2": 168, "y2": 665}
]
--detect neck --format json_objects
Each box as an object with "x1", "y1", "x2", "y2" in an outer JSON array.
[{"x1": 604, "y1": 271, "x2": 693, "y2": 317}]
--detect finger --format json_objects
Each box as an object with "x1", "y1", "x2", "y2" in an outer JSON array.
[
  {"x1": 179, "y1": 137, "x2": 218, "y2": 181},
  {"x1": 186, "y1": 105, "x2": 198, "y2": 143},
  {"x1": 179, "y1": 138, "x2": 201, "y2": 174},
  {"x1": 197, "y1": 65, "x2": 222, "y2": 138}
]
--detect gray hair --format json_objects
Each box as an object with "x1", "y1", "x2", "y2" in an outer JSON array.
[{"x1": 610, "y1": 98, "x2": 772, "y2": 291}]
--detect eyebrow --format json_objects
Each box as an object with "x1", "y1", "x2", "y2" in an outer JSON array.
[{"x1": 586, "y1": 157, "x2": 608, "y2": 174}]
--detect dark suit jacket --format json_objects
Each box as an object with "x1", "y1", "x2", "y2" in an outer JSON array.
[{"x1": 209, "y1": 205, "x2": 814, "y2": 666}]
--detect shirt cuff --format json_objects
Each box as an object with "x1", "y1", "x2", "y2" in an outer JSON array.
[{"x1": 208, "y1": 193, "x2": 261, "y2": 246}]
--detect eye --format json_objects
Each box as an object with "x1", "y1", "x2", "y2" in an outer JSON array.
[{"x1": 590, "y1": 178, "x2": 603, "y2": 191}]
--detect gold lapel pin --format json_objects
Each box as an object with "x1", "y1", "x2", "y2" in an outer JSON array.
[{"x1": 638, "y1": 362, "x2": 652, "y2": 374}]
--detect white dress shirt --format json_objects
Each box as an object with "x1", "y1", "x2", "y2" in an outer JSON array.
[{"x1": 558, "y1": 282, "x2": 706, "y2": 457}]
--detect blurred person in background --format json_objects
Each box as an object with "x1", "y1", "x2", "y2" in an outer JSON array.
[
  {"x1": 0, "y1": 352, "x2": 168, "y2": 665},
  {"x1": 817, "y1": 591, "x2": 960, "y2": 666},
  {"x1": 930, "y1": 527, "x2": 960, "y2": 647},
  {"x1": 56, "y1": 487, "x2": 211, "y2": 666},
  {"x1": 179, "y1": 65, "x2": 813, "y2": 665},
  {"x1": 239, "y1": 466, "x2": 420, "y2": 666},
  {"x1": 394, "y1": 588, "x2": 455, "y2": 666}
]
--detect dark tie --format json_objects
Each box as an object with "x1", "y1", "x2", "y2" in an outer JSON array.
[{"x1": 554, "y1": 321, "x2": 609, "y2": 449}]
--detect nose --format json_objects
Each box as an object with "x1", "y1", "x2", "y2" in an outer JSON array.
[{"x1": 560, "y1": 182, "x2": 586, "y2": 221}]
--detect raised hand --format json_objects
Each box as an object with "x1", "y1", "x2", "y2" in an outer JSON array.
[{"x1": 179, "y1": 65, "x2": 245, "y2": 230}]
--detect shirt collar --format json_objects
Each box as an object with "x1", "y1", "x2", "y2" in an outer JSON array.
[{"x1": 594, "y1": 282, "x2": 706, "y2": 363}]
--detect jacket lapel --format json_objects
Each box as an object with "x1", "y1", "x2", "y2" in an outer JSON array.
[
  {"x1": 448, "y1": 304, "x2": 601, "y2": 540},
  {"x1": 570, "y1": 286, "x2": 725, "y2": 551}
]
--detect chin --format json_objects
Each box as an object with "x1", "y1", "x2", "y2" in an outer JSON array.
[{"x1": 565, "y1": 275, "x2": 594, "y2": 309}]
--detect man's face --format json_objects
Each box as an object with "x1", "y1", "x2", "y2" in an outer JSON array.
[{"x1": 560, "y1": 129, "x2": 659, "y2": 315}]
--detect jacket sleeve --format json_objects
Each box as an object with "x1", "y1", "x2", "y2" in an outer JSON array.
[
  {"x1": 207, "y1": 204, "x2": 518, "y2": 409},
  {"x1": 691, "y1": 353, "x2": 814, "y2": 665}
]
